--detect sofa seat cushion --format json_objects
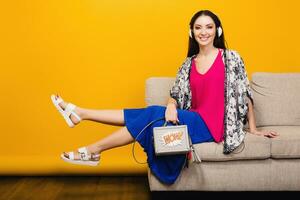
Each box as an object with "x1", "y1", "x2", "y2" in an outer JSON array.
[
  {"x1": 269, "y1": 126, "x2": 300, "y2": 158},
  {"x1": 194, "y1": 132, "x2": 270, "y2": 161}
]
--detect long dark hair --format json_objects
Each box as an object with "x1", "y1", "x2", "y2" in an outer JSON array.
[{"x1": 187, "y1": 10, "x2": 227, "y2": 57}]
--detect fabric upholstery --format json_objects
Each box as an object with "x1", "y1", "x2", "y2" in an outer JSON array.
[
  {"x1": 145, "y1": 73, "x2": 300, "y2": 191},
  {"x1": 194, "y1": 132, "x2": 270, "y2": 161},
  {"x1": 269, "y1": 126, "x2": 300, "y2": 158},
  {"x1": 148, "y1": 159, "x2": 300, "y2": 191},
  {"x1": 251, "y1": 72, "x2": 300, "y2": 126}
]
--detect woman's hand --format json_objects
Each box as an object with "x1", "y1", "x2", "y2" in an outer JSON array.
[
  {"x1": 165, "y1": 103, "x2": 179, "y2": 124},
  {"x1": 250, "y1": 129, "x2": 279, "y2": 138}
]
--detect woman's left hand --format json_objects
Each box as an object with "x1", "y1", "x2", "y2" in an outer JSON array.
[{"x1": 250, "y1": 129, "x2": 279, "y2": 138}]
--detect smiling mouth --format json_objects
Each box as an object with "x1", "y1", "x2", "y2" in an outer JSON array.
[{"x1": 199, "y1": 37, "x2": 209, "y2": 41}]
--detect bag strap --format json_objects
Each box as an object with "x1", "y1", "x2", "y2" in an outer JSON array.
[
  {"x1": 132, "y1": 117, "x2": 165, "y2": 164},
  {"x1": 189, "y1": 137, "x2": 201, "y2": 163}
]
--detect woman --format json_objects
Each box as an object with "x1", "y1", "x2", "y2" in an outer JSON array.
[{"x1": 51, "y1": 10, "x2": 278, "y2": 184}]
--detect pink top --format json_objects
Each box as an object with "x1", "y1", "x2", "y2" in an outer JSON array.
[{"x1": 189, "y1": 49, "x2": 225, "y2": 143}]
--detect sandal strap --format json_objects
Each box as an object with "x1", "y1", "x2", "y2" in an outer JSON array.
[
  {"x1": 78, "y1": 147, "x2": 89, "y2": 161},
  {"x1": 65, "y1": 103, "x2": 75, "y2": 117},
  {"x1": 68, "y1": 152, "x2": 74, "y2": 160},
  {"x1": 56, "y1": 97, "x2": 63, "y2": 104},
  {"x1": 65, "y1": 103, "x2": 82, "y2": 121},
  {"x1": 91, "y1": 153, "x2": 100, "y2": 161},
  {"x1": 77, "y1": 147, "x2": 100, "y2": 161}
]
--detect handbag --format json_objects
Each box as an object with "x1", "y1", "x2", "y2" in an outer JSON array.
[
  {"x1": 153, "y1": 120, "x2": 190, "y2": 156},
  {"x1": 132, "y1": 117, "x2": 201, "y2": 164}
]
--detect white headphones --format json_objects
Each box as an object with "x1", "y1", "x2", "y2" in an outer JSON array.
[
  {"x1": 217, "y1": 26, "x2": 222, "y2": 37},
  {"x1": 189, "y1": 29, "x2": 193, "y2": 38},
  {"x1": 189, "y1": 26, "x2": 223, "y2": 38}
]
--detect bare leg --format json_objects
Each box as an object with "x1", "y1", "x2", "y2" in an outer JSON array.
[
  {"x1": 55, "y1": 95, "x2": 125, "y2": 126},
  {"x1": 55, "y1": 95, "x2": 136, "y2": 158},
  {"x1": 89, "y1": 126, "x2": 134, "y2": 153},
  {"x1": 79, "y1": 108, "x2": 125, "y2": 126},
  {"x1": 64, "y1": 126, "x2": 135, "y2": 159}
]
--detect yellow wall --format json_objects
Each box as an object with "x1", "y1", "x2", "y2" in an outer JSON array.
[{"x1": 0, "y1": 0, "x2": 299, "y2": 175}]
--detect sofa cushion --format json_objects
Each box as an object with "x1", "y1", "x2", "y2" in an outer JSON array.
[
  {"x1": 194, "y1": 132, "x2": 270, "y2": 161},
  {"x1": 251, "y1": 73, "x2": 300, "y2": 127},
  {"x1": 269, "y1": 126, "x2": 300, "y2": 158}
]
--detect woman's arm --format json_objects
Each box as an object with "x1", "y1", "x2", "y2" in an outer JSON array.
[
  {"x1": 234, "y1": 50, "x2": 278, "y2": 138},
  {"x1": 167, "y1": 97, "x2": 178, "y2": 108},
  {"x1": 247, "y1": 97, "x2": 279, "y2": 138},
  {"x1": 165, "y1": 97, "x2": 180, "y2": 124},
  {"x1": 247, "y1": 97, "x2": 257, "y2": 133}
]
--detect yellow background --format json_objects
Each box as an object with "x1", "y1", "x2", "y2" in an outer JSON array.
[{"x1": 0, "y1": 0, "x2": 299, "y2": 175}]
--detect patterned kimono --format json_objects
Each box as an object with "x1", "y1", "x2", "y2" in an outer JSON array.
[{"x1": 169, "y1": 49, "x2": 254, "y2": 154}]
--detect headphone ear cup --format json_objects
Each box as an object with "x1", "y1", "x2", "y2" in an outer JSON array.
[
  {"x1": 189, "y1": 29, "x2": 193, "y2": 38},
  {"x1": 217, "y1": 27, "x2": 223, "y2": 37}
]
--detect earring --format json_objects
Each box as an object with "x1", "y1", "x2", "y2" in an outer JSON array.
[
  {"x1": 189, "y1": 29, "x2": 193, "y2": 38},
  {"x1": 217, "y1": 27, "x2": 223, "y2": 37}
]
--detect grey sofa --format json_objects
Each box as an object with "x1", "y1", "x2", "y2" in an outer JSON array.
[{"x1": 145, "y1": 72, "x2": 300, "y2": 191}]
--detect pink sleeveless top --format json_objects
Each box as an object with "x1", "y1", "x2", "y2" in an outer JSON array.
[{"x1": 189, "y1": 49, "x2": 225, "y2": 142}]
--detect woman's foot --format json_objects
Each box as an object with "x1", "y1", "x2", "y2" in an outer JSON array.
[
  {"x1": 62, "y1": 145, "x2": 100, "y2": 162},
  {"x1": 53, "y1": 94, "x2": 83, "y2": 125}
]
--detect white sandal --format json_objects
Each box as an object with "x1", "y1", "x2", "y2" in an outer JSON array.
[
  {"x1": 51, "y1": 94, "x2": 81, "y2": 128},
  {"x1": 60, "y1": 147, "x2": 100, "y2": 166}
]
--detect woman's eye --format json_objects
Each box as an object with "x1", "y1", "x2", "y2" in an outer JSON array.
[{"x1": 195, "y1": 26, "x2": 213, "y2": 30}]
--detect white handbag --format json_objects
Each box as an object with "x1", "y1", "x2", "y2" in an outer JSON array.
[{"x1": 153, "y1": 120, "x2": 190, "y2": 155}]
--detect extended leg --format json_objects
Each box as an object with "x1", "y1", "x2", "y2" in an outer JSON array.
[
  {"x1": 64, "y1": 126, "x2": 135, "y2": 158},
  {"x1": 54, "y1": 94, "x2": 125, "y2": 126},
  {"x1": 79, "y1": 108, "x2": 125, "y2": 126},
  {"x1": 89, "y1": 126, "x2": 135, "y2": 153}
]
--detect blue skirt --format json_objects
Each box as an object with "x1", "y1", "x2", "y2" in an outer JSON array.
[{"x1": 123, "y1": 105, "x2": 214, "y2": 184}]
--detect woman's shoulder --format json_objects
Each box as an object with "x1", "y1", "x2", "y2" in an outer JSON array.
[
  {"x1": 186, "y1": 54, "x2": 197, "y2": 61},
  {"x1": 174, "y1": 56, "x2": 193, "y2": 73},
  {"x1": 224, "y1": 48, "x2": 242, "y2": 59},
  {"x1": 181, "y1": 55, "x2": 196, "y2": 66}
]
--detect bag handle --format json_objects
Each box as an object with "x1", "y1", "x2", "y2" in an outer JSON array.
[{"x1": 163, "y1": 120, "x2": 180, "y2": 126}]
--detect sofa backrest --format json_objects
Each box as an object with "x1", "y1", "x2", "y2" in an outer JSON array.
[
  {"x1": 251, "y1": 72, "x2": 300, "y2": 127},
  {"x1": 145, "y1": 73, "x2": 300, "y2": 127},
  {"x1": 145, "y1": 77, "x2": 175, "y2": 106}
]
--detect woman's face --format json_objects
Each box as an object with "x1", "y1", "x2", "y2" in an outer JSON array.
[{"x1": 192, "y1": 15, "x2": 216, "y2": 47}]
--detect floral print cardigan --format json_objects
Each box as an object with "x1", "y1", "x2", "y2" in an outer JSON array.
[{"x1": 169, "y1": 49, "x2": 254, "y2": 154}]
